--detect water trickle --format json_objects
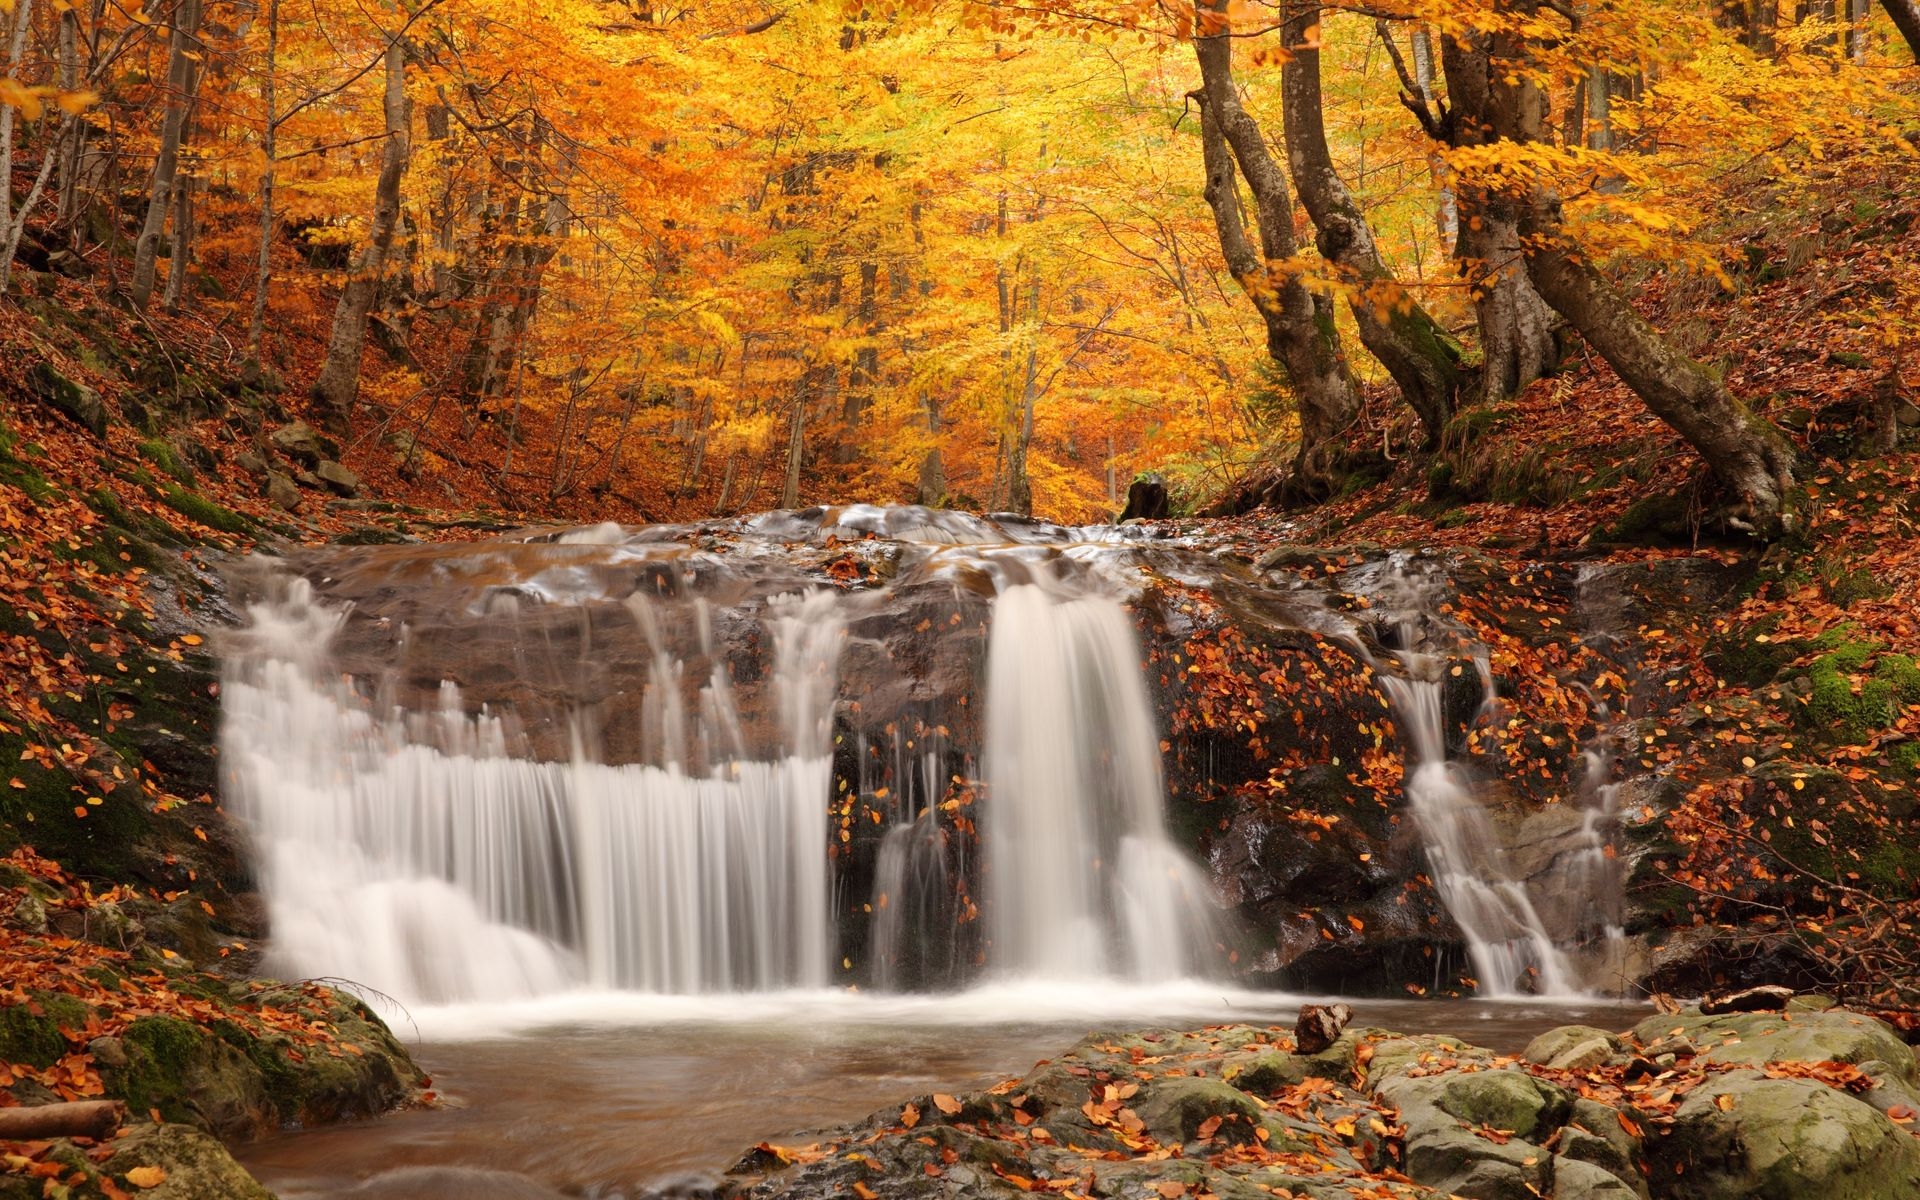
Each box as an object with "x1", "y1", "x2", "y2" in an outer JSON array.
[
  {"x1": 1377, "y1": 669, "x2": 1576, "y2": 997},
  {"x1": 982, "y1": 581, "x2": 1219, "y2": 981}
]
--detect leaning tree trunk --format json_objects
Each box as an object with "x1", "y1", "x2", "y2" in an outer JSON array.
[
  {"x1": 1437, "y1": 29, "x2": 1562, "y2": 405},
  {"x1": 311, "y1": 42, "x2": 410, "y2": 431},
  {"x1": 1489, "y1": 0, "x2": 1798, "y2": 535},
  {"x1": 1885, "y1": 0, "x2": 1920, "y2": 60},
  {"x1": 1281, "y1": 2, "x2": 1459, "y2": 446},
  {"x1": 130, "y1": 0, "x2": 202, "y2": 309},
  {"x1": 247, "y1": 0, "x2": 280, "y2": 362},
  {"x1": 1193, "y1": 0, "x2": 1364, "y2": 501}
]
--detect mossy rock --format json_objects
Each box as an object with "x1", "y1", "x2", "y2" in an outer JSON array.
[
  {"x1": 111, "y1": 1015, "x2": 274, "y2": 1137},
  {"x1": 0, "y1": 992, "x2": 93, "y2": 1069}
]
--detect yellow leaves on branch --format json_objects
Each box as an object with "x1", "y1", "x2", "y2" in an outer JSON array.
[{"x1": 0, "y1": 77, "x2": 98, "y2": 120}]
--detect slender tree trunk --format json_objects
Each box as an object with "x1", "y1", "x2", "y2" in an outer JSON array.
[
  {"x1": 131, "y1": 0, "x2": 201, "y2": 309},
  {"x1": 1439, "y1": 30, "x2": 1562, "y2": 405},
  {"x1": 1885, "y1": 0, "x2": 1920, "y2": 60},
  {"x1": 1489, "y1": 0, "x2": 1798, "y2": 535},
  {"x1": 1848, "y1": 0, "x2": 1870, "y2": 60},
  {"x1": 839, "y1": 259, "x2": 880, "y2": 463},
  {"x1": 1281, "y1": 1, "x2": 1459, "y2": 445},
  {"x1": 1192, "y1": 0, "x2": 1364, "y2": 501},
  {"x1": 1005, "y1": 278, "x2": 1040, "y2": 517},
  {"x1": 247, "y1": 0, "x2": 279, "y2": 362},
  {"x1": 311, "y1": 43, "x2": 411, "y2": 430},
  {"x1": 781, "y1": 370, "x2": 809, "y2": 508}
]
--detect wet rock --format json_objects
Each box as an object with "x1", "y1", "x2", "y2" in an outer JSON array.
[
  {"x1": 29, "y1": 362, "x2": 108, "y2": 436},
  {"x1": 1631, "y1": 1008, "x2": 1917, "y2": 1083},
  {"x1": 315, "y1": 459, "x2": 361, "y2": 496},
  {"x1": 345, "y1": 1166, "x2": 570, "y2": 1199},
  {"x1": 1654, "y1": 1070, "x2": 1920, "y2": 1199},
  {"x1": 1524, "y1": 1026, "x2": 1623, "y2": 1071}
]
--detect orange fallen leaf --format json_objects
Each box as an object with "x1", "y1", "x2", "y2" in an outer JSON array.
[
  {"x1": 124, "y1": 1166, "x2": 167, "y2": 1188},
  {"x1": 901, "y1": 1102, "x2": 920, "y2": 1129},
  {"x1": 931, "y1": 1092, "x2": 962, "y2": 1115}
]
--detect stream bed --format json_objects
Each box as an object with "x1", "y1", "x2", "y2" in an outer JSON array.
[{"x1": 239, "y1": 989, "x2": 1646, "y2": 1199}]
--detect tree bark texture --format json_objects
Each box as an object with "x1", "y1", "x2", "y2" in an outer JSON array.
[
  {"x1": 1280, "y1": 2, "x2": 1459, "y2": 446},
  {"x1": 1885, "y1": 0, "x2": 1920, "y2": 60},
  {"x1": 312, "y1": 42, "x2": 411, "y2": 430},
  {"x1": 1487, "y1": 0, "x2": 1799, "y2": 535},
  {"x1": 1193, "y1": 0, "x2": 1363, "y2": 501},
  {"x1": 131, "y1": 0, "x2": 202, "y2": 309},
  {"x1": 1438, "y1": 30, "x2": 1562, "y2": 405}
]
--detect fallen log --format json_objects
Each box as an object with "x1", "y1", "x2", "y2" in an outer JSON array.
[{"x1": 0, "y1": 1100, "x2": 127, "y2": 1141}]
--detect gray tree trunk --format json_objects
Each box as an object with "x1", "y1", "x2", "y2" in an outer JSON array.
[
  {"x1": 1885, "y1": 0, "x2": 1920, "y2": 59},
  {"x1": 1193, "y1": 0, "x2": 1364, "y2": 501},
  {"x1": 130, "y1": 0, "x2": 201, "y2": 309},
  {"x1": 1489, "y1": 0, "x2": 1798, "y2": 536},
  {"x1": 311, "y1": 43, "x2": 411, "y2": 430},
  {"x1": 1439, "y1": 30, "x2": 1562, "y2": 405},
  {"x1": 247, "y1": 0, "x2": 280, "y2": 361},
  {"x1": 1281, "y1": 1, "x2": 1459, "y2": 446}
]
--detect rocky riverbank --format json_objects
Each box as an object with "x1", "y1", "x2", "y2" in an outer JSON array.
[{"x1": 720, "y1": 999, "x2": 1920, "y2": 1200}]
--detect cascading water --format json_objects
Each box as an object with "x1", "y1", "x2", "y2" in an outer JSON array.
[
  {"x1": 222, "y1": 573, "x2": 843, "y2": 1005},
  {"x1": 219, "y1": 509, "x2": 1626, "y2": 1013},
  {"x1": 982, "y1": 581, "x2": 1219, "y2": 981},
  {"x1": 1367, "y1": 557, "x2": 1629, "y2": 998},
  {"x1": 1376, "y1": 667, "x2": 1576, "y2": 997}
]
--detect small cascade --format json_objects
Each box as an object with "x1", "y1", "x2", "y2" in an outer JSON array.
[
  {"x1": 223, "y1": 575, "x2": 844, "y2": 1006},
  {"x1": 982, "y1": 582, "x2": 1219, "y2": 981},
  {"x1": 1368, "y1": 561, "x2": 1578, "y2": 997},
  {"x1": 1377, "y1": 669, "x2": 1576, "y2": 996}
]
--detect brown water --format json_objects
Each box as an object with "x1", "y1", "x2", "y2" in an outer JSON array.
[{"x1": 238, "y1": 993, "x2": 1645, "y2": 1199}]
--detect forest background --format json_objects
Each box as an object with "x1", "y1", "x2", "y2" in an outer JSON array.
[{"x1": 2, "y1": 0, "x2": 1912, "y2": 530}]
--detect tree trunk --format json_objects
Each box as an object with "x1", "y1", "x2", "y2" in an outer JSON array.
[
  {"x1": 781, "y1": 370, "x2": 809, "y2": 509},
  {"x1": 1885, "y1": 0, "x2": 1920, "y2": 60},
  {"x1": 162, "y1": 162, "x2": 196, "y2": 311},
  {"x1": 1005, "y1": 278, "x2": 1041, "y2": 517},
  {"x1": 838, "y1": 259, "x2": 880, "y2": 464},
  {"x1": 1489, "y1": 0, "x2": 1798, "y2": 535},
  {"x1": 1280, "y1": 1, "x2": 1459, "y2": 445},
  {"x1": 0, "y1": 1102, "x2": 124, "y2": 1141},
  {"x1": 1439, "y1": 30, "x2": 1562, "y2": 405},
  {"x1": 916, "y1": 393, "x2": 946, "y2": 506},
  {"x1": 0, "y1": 0, "x2": 59, "y2": 297},
  {"x1": 247, "y1": 0, "x2": 279, "y2": 362},
  {"x1": 131, "y1": 0, "x2": 201, "y2": 309},
  {"x1": 1192, "y1": 0, "x2": 1364, "y2": 501},
  {"x1": 311, "y1": 42, "x2": 410, "y2": 430}
]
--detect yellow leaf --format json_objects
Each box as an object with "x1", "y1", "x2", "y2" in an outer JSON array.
[
  {"x1": 55, "y1": 89, "x2": 98, "y2": 115},
  {"x1": 0, "y1": 78, "x2": 44, "y2": 121},
  {"x1": 125, "y1": 1166, "x2": 168, "y2": 1188}
]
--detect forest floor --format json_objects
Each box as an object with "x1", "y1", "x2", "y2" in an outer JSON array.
[{"x1": 3, "y1": 148, "x2": 1919, "y2": 1196}]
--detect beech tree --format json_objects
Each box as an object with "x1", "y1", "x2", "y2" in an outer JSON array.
[
  {"x1": 1192, "y1": 0, "x2": 1364, "y2": 500},
  {"x1": 1279, "y1": 2, "x2": 1461, "y2": 445},
  {"x1": 311, "y1": 41, "x2": 411, "y2": 430},
  {"x1": 1478, "y1": 0, "x2": 1801, "y2": 534}
]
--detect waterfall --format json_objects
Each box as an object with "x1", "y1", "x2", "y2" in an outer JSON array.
[
  {"x1": 982, "y1": 583, "x2": 1219, "y2": 981},
  {"x1": 1377, "y1": 670, "x2": 1575, "y2": 997},
  {"x1": 222, "y1": 576, "x2": 843, "y2": 1006}
]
